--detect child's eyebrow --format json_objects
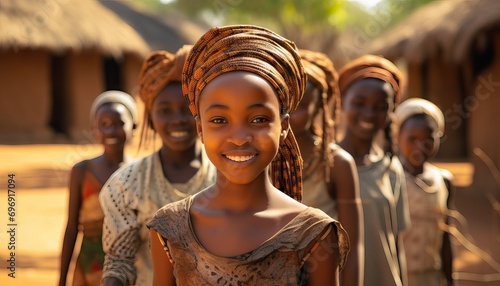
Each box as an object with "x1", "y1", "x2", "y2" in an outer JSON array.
[
  {"x1": 205, "y1": 104, "x2": 228, "y2": 113},
  {"x1": 205, "y1": 102, "x2": 274, "y2": 113},
  {"x1": 248, "y1": 103, "x2": 274, "y2": 110}
]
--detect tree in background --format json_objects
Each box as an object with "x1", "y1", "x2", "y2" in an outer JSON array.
[{"x1": 126, "y1": 0, "x2": 436, "y2": 66}]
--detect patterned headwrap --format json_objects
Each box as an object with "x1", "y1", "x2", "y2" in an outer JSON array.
[
  {"x1": 137, "y1": 45, "x2": 192, "y2": 145},
  {"x1": 90, "y1": 90, "x2": 137, "y2": 127},
  {"x1": 299, "y1": 49, "x2": 339, "y2": 178},
  {"x1": 182, "y1": 25, "x2": 306, "y2": 202},
  {"x1": 338, "y1": 54, "x2": 403, "y2": 105}
]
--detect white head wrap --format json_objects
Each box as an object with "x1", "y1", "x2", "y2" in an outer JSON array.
[
  {"x1": 394, "y1": 98, "x2": 444, "y2": 138},
  {"x1": 89, "y1": 90, "x2": 137, "y2": 126}
]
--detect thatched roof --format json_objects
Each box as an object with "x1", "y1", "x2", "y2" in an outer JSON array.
[
  {"x1": 0, "y1": 0, "x2": 149, "y2": 57},
  {"x1": 367, "y1": 0, "x2": 500, "y2": 64},
  {"x1": 100, "y1": 1, "x2": 207, "y2": 53}
]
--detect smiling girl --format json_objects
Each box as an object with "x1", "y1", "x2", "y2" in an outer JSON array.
[
  {"x1": 99, "y1": 46, "x2": 216, "y2": 286},
  {"x1": 147, "y1": 25, "x2": 350, "y2": 286},
  {"x1": 338, "y1": 55, "x2": 411, "y2": 286},
  {"x1": 59, "y1": 90, "x2": 137, "y2": 286}
]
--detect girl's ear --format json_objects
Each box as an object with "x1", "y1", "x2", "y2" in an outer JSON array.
[
  {"x1": 195, "y1": 116, "x2": 204, "y2": 143},
  {"x1": 280, "y1": 113, "x2": 290, "y2": 139}
]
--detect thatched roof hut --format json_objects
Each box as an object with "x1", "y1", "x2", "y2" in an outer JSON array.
[
  {"x1": 0, "y1": 0, "x2": 149, "y2": 57},
  {"x1": 367, "y1": 0, "x2": 500, "y2": 191},
  {"x1": 100, "y1": 0, "x2": 206, "y2": 53},
  {"x1": 368, "y1": 0, "x2": 500, "y2": 64},
  {"x1": 0, "y1": 0, "x2": 149, "y2": 142}
]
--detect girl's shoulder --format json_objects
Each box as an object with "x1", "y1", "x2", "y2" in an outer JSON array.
[
  {"x1": 426, "y1": 163, "x2": 454, "y2": 190},
  {"x1": 328, "y1": 143, "x2": 355, "y2": 164},
  {"x1": 147, "y1": 196, "x2": 193, "y2": 241}
]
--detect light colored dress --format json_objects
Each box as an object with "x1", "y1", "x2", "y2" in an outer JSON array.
[
  {"x1": 99, "y1": 149, "x2": 216, "y2": 286},
  {"x1": 401, "y1": 163, "x2": 450, "y2": 286},
  {"x1": 147, "y1": 195, "x2": 350, "y2": 285},
  {"x1": 72, "y1": 170, "x2": 105, "y2": 286},
  {"x1": 358, "y1": 148, "x2": 410, "y2": 286}
]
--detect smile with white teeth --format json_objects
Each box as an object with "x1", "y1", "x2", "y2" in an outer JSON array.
[
  {"x1": 225, "y1": 155, "x2": 255, "y2": 162},
  {"x1": 359, "y1": 121, "x2": 374, "y2": 129},
  {"x1": 170, "y1": 131, "x2": 188, "y2": 138}
]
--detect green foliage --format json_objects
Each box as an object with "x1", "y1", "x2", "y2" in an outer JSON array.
[{"x1": 169, "y1": 0, "x2": 348, "y2": 30}]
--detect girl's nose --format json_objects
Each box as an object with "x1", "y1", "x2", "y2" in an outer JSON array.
[
  {"x1": 170, "y1": 110, "x2": 189, "y2": 124},
  {"x1": 227, "y1": 128, "x2": 253, "y2": 146}
]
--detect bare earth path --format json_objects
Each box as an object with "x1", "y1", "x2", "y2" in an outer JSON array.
[{"x1": 0, "y1": 144, "x2": 498, "y2": 285}]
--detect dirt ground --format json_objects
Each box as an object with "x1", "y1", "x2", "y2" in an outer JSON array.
[{"x1": 0, "y1": 144, "x2": 499, "y2": 286}]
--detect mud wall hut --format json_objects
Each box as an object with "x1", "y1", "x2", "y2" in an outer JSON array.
[
  {"x1": 367, "y1": 0, "x2": 500, "y2": 191},
  {"x1": 0, "y1": 0, "x2": 151, "y2": 142}
]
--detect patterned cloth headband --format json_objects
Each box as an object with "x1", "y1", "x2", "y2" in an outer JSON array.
[
  {"x1": 338, "y1": 54, "x2": 403, "y2": 105},
  {"x1": 182, "y1": 25, "x2": 306, "y2": 201},
  {"x1": 138, "y1": 45, "x2": 191, "y2": 118},
  {"x1": 299, "y1": 49, "x2": 338, "y2": 103}
]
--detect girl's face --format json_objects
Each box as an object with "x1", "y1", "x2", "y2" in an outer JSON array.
[
  {"x1": 341, "y1": 78, "x2": 394, "y2": 141},
  {"x1": 290, "y1": 81, "x2": 320, "y2": 135},
  {"x1": 151, "y1": 82, "x2": 197, "y2": 151},
  {"x1": 197, "y1": 71, "x2": 287, "y2": 185},
  {"x1": 398, "y1": 115, "x2": 439, "y2": 171},
  {"x1": 94, "y1": 103, "x2": 134, "y2": 146}
]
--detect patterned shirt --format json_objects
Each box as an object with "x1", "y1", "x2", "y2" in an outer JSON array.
[{"x1": 99, "y1": 149, "x2": 216, "y2": 285}]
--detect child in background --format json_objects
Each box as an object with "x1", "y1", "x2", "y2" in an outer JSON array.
[
  {"x1": 147, "y1": 25, "x2": 350, "y2": 286},
  {"x1": 99, "y1": 46, "x2": 216, "y2": 286},
  {"x1": 395, "y1": 98, "x2": 454, "y2": 286},
  {"x1": 291, "y1": 49, "x2": 363, "y2": 286},
  {"x1": 338, "y1": 55, "x2": 411, "y2": 286},
  {"x1": 59, "y1": 90, "x2": 137, "y2": 286}
]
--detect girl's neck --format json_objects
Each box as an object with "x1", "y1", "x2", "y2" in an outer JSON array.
[
  {"x1": 159, "y1": 141, "x2": 201, "y2": 167},
  {"x1": 102, "y1": 146, "x2": 126, "y2": 167},
  {"x1": 209, "y1": 172, "x2": 274, "y2": 213},
  {"x1": 339, "y1": 132, "x2": 374, "y2": 163},
  {"x1": 401, "y1": 157, "x2": 424, "y2": 176},
  {"x1": 294, "y1": 129, "x2": 317, "y2": 153}
]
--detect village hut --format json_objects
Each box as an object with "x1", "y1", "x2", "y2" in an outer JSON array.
[
  {"x1": 100, "y1": 0, "x2": 206, "y2": 53},
  {"x1": 367, "y1": 0, "x2": 500, "y2": 191},
  {"x1": 0, "y1": 0, "x2": 149, "y2": 142}
]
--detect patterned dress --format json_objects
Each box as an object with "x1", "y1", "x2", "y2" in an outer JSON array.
[
  {"x1": 147, "y1": 195, "x2": 350, "y2": 285},
  {"x1": 72, "y1": 170, "x2": 105, "y2": 286},
  {"x1": 401, "y1": 163, "x2": 450, "y2": 286},
  {"x1": 99, "y1": 150, "x2": 216, "y2": 286}
]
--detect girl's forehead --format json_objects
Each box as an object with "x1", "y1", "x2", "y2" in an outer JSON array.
[
  {"x1": 199, "y1": 72, "x2": 280, "y2": 107},
  {"x1": 96, "y1": 103, "x2": 131, "y2": 119},
  {"x1": 401, "y1": 114, "x2": 438, "y2": 132},
  {"x1": 350, "y1": 78, "x2": 392, "y2": 93}
]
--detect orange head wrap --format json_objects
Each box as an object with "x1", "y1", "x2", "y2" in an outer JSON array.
[
  {"x1": 182, "y1": 25, "x2": 306, "y2": 202},
  {"x1": 299, "y1": 49, "x2": 339, "y2": 177},
  {"x1": 137, "y1": 45, "x2": 192, "y2": 145},
  {"x1": 338, "y1": 54, "x2": 403, "y2": 105}
]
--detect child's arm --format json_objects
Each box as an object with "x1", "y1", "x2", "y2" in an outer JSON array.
[
  {"x1": 329, "y1": 148, "x2": 363, "y2": 286},
  {"x1": 306, "y1": 225, "x2": 340, "y2": 286},
  {"x1": 441, "y1": 171, "x2": 455, "y2": 285},
  {"x1": 149, "y1": 228, "x2": 176, "y2": 286},
  {"x1": 58, "y1": 161, "x2": 85, "y2": 286},
  {"x1": 100, "y1": 169, "x2": 141, "y2": 286}
]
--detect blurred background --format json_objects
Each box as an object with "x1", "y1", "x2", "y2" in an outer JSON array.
[{"x1": 0, "y1": 0, "x2": 499, "y2": 285}]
